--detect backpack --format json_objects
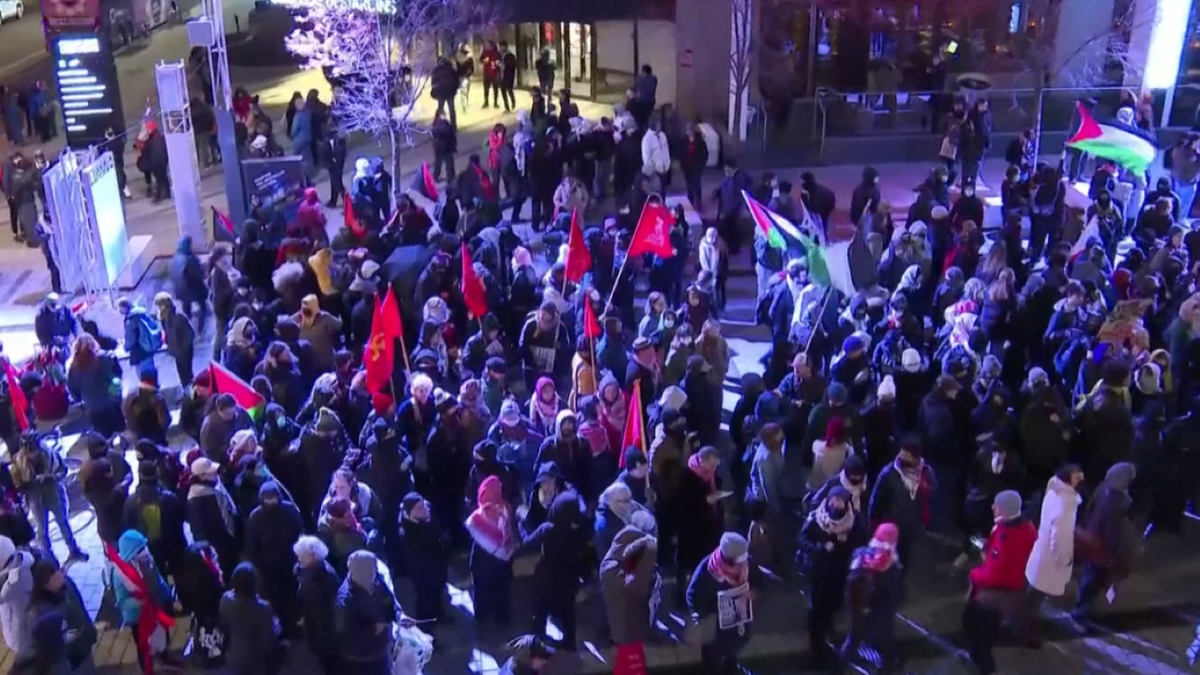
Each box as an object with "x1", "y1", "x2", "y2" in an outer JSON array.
[
  {"x1": 138, "y1": 499, "x2": 163, "y2": 544},
  {"x1": 132, "y1": 312, "x2": 163, "y2": 355},
  {"x1": 755, "y1": 275, "x2": 785, "y2": 326}
]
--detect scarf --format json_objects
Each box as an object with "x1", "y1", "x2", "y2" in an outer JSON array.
[
  {"x1": 687, "y1": 453, "x2": 717, "y2": 493},
  {"x1": 473, "y1": 163, "x2": 495, "y2": 200},
  {"x1": 896, "y1": 457, "x2": 927, "y2": 500},
  {"x1": 579, "y1": 419, "x2": 610, "y2": 457},
  {"x1": 857, "y1": 538, "x2": 897, "y2": 572},
  {"x1": 328, "y1": 510, "x2": 366, "y2": 537},
  {"x1": 104, "y1": 545, "x2": 175, "y2": 675},
  {"x1": 839, "y1": 472, "x2": 865, "y2": 512},
  {"x1": 814, "y1": 501, "x2": 854, "y2": 539},
  {"x1": 532, "y1": 378, "x2": 560, "y2": 427},
  {"x1": 990, "y1": 451, "x2": 1004, "y2": 474},
  {"x1": 600, "y1": 391, "x2": 627, "y2": 433},
  {"x1": 188, "y1": 482, "x2": 238, "y2": 537},
  {"x1": 467, "y1": 501, "x2": 512, "y2": 551},
  {"x1": 227, "y1": 317, "x2": 254, "y2": 349},
  {"x1": 706, "y1": 549, "x2": 749, "y2": 586}
]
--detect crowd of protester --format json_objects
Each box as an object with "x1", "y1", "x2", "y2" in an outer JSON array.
[{"x1": 0, "y1": 52, "x2": 1196, "y2": 675}]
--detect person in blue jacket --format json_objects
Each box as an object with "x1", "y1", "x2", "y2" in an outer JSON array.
[{"x1": 107, "y1": 530, "x2": 179, "y2": 672}]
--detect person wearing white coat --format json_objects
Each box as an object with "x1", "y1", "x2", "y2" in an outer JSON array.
[
  {"x1": 641, "y1": 122, "x2": 671, "y2": 183},
  {"x1": 1025, "y1": 466, "x2": 1084, "y2": 603}
]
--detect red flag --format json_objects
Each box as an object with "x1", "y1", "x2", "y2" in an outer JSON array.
[
  {"x1": 381, "y1": 286, "x2": 404, "y2": 339},
  {"x1": 4, "y1": 359, "x2": 28, "y2": 432},
  {"x1": 613, "y1": 643, "x2": 647, "y2": 675},
  {"x1": 564, "y1": 208, "x2": 591, "y2": 283},
  {"x1": 105, "y1": 543, "x2": 175, "y2": 675},
  {"x1": 461, "y1": 244, "x2": 488, "y2": 318},
  {"x1": 344, "y1": 199, "x2": 367, "y2": 239},
  {"x1": 583, "y1": 298, "x2": 602, "y2": 340},
  {"x1": 208, "y1": 362, "x2": 265, "y2": 419},
  {"x1": 212, "y1": 206, "x2": 236, "y2": 244},
  {"x1": 628, "y1": 200, "x2": 674, "y2": 258},
  {"x1": 409, "y1": 162, "x2": 440, "y2": 201},
  {"x1": 619, "y1": 380, "x2": 645, "y2": 467},
  {"x1": 364, "y1": 295, "x2": 395, "y2": 394}
]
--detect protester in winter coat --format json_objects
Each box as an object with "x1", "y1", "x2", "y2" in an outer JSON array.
[
  {"x1": 1073, "y1": 462, "x2": 1139, "y2": 620},
  {"x1": 122, "y1": 460, "x2": 187, "y2": 580},
  {"x1": 600, "y1": 527, "x2": 659, "y2": 646},
  {"x1": 523, "y1": 490, "x2": 590, "y2": 648},
  {"x1": 397, "y1": 493, "x2": 451, "y2": 629},
  {"x1": 1026, "y1": 465, "x2": 1084, "y2": 605},
  {"x1": 868, "y1": 442, "x2": 935, "y2": 568},
  {"x1": 107, "y1": 530, "x2": 177, "y2": 672},
  {"x1": 294, "y1": 536, "x2": 342, "y2": 675},
  {"x1": 685, "y1": 532, "x2": 763, "y2": 673},
  {"x1": 840, "y1": 523, "x2": 904, "y2": 670},
  {"x1": 963, "y1": 491, "x2": 1039, "y2": 673},
  {"x1": 534, "y1": 410, "x2": 592, "y2": 501},
  {"x1": 27, "y1": 557, "x2": 97, "y2": 674},
  {"x1": 187, "y1": 457, "x2": 240, "y2": 580},
  {"x1": 593, "y1": 482, "x2": 656, "y2": 561},
  {"x1": 174, "y1": 543, "x2": 226, "y2": 669},
  {"x1": 797, "y1": 487, "x2": 865, "y2": 665},
  {"x1": 335, "y1": 551, "x2": 399, "y2": 674},
  {"x1": 467, "y1": 475, "x2": 518, "y2": 631},
  {"x1": 0, "y1": 535, "x2": 35, "y2": 662},
  {"x1": 220, "y1": 562, "x2": 281, "y2": 675},
  {"x1": 245, "y1": 482, "x2": 304, "y2": 634}
]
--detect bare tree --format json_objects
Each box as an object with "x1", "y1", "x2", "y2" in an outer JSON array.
[
  {"x1": 1005, "y1": 0, "x2": 1149, "y2": 155},
  {"x1": 282, "y1": 0, "x2": 496, "y2": 197},
  {"x1": 728, "y1": 0, "x2": 754, "y2": 144}
]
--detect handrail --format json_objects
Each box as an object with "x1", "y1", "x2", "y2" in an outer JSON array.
[{"x1": 812, "y1": 84, "x2": 1141, "y2": 99}]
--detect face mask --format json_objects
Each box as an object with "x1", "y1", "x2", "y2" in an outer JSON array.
[{"x1": 664, "y1": 317, "x2": 676, "y2": 329}]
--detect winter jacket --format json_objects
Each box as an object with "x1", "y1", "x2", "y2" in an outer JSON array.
[
  {"x1": 334, "y1": 576, "x2": 398, "y2": 663},
  {"x1": 797, "y1": 511, "x2": 865, "y2": 585},
  {"x1": 0, "y1": 551, "x2": 34, "y2": 658},
  {"x1": 220, "y1": 591, "x2": 279, "y2": 675},
  {"x1": 641, "y1": 130, "x2": 670, "y2": 175},
  {"x1": 868, "y1": 462, "x2": 935, "y2": 536},
  {"x1": 685, "y1": 555, "x2": 762, "y2": 656},
  {"x1": 34, "y1": 305, "x2": 75, "y2": 346},
  {"x1": 600, "y1": 526, "x2": 659, "y2": 645},
  {"x1": 1025, "y1": 476, "x2": 1081, "y2": 596},
  {"x1": 67, "y1": 354, "x2": 122, "y2": 413},
  {"x1": 108, "y1": 531, "x2": 173, "y2": 626},
  {"x1": 808, "y1": 440, "x2": 852, "y2": 490},
  {"x1": 969, "y1": 517, "x2": 1036, "y2": 591},
  {"x1": 296, "y1": 559, "x2": 340, "y2": 657}
]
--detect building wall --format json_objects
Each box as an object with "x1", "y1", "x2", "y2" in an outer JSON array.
[
  {"x1": 596, "y1": 20, "x2": 678, "y2": 104},
  {"x1": 674, "y1": 0, "x2": 732, "y2": 120}
]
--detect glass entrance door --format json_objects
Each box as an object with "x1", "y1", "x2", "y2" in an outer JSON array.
[{"x1": 565, "y1": 23, "x2": 593, "y2": 98}]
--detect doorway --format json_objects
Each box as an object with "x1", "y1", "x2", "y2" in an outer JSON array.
[{"x1": 514, "y1": 22, "x2": 596, "y2": 99}]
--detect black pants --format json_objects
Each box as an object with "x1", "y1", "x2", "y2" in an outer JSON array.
[
  {"x1": 1073, "y1": 563, "x2": 1114, "y2": 618},
  {"x1": 7, "y1": 198, "x2": 18, "y2": 236},
  {"x1": 152, "y1": 168, "x2": 170, "y2": 201},
  {"x1": 718, "y1": 212, "x2": 742, "y2": 255},
  {"x1": 435, "y1": 98, "x2": 458, "y2": 128},
  {"x1": 501, "y1": 82, "x2": 516, "y2": 110},
  {"x1": 432, "y1": 151, "x2": 456, "y2": 182},
  {"x1": 41, "y1": 243, "x2": 61, "y2": 293},
  {"x1": 483, "y1": 78, "x2": 501, "y2": 107},
  {"x1": 173, "y1": 348, "x2": 194, "y2": 387},
  {"x1": 530, "y1": 191, "x2": 553, "y2": 230},
  {"x1": 808, "y1": 583, "x2": 844, "y2": 655},
  {"x1": 328, "y1": 161, "x2": 345, "y2": 205},
  {"x1": 700, "y1": 642, "x2": 740, "y2": 675},
  {"x1": 114, "y1": 158, "x2": 128, "y2": 193},
  {"x1": 686, "y1": 169, "x2": 704, "y2": 210},
  {"x1": 963, "y1": 600, "x2": 1002, "y2": 675},
  {"x1": 533, "y1": 581, "x2": 578, "y2": 646}
]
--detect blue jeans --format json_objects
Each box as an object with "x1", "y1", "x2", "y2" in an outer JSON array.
[
  {"x1": 1174, "y1": 179, "x2": 1197, "y2": 221},
  {"x1": 29, "y1": 483, "x2": 80, "y2": 557}
]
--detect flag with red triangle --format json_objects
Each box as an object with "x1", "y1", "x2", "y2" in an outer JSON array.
[
  {"x1": 4, "y1": 359, "x2": 28, "y2": 432},
  {"x1": 344, "y1": 199, "x2": 367, "y2": 239},
  {"x1": 619, "y1": 380, "x2": 645, "y2": 467},
  {"x1": 408, "y1": 162, "x2": 440, "y2": 201},
  {"x1": 628, "y1": 200, "x2": 674, "y2": 258},
  {"x1": 381, "y1": 285, "x2": 404, "y2": 339},
  {"x1": 564, "y1": 208, "x2": 591, "y2": 283},
  {"x1": 364, "y1": 295, "x2": 395, "y2": 394},
  {"x1": 212, "y1": 206, "x2": 236, "y2": 244},
  {"x1": 461, "y1": 244, "x2": 488, "y2": 319},
  {"x1": 208, "y1": 362, "x2": 265, "y2": 420},
  {"x1": 583, "y1": 298, "x2": 602, "y2": 340}
]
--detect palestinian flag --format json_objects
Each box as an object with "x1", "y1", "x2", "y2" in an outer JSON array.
[
  {"x1": 208, "y1": 362, "x2": 265, "y2": 420},
  {"x1": 212, "y1": 206, "x2": 237, "y2": 244},
  {"x1": 1066, "y1": 103, "x2": 1158, "y2": 174},
  {"x1": 802, "y1": 233, "x2": 876, "y2": 298},
  {"x1": 743, "y1": 191, "x2": 804, "y2": 251}
]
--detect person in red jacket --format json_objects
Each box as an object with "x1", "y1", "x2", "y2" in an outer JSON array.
[
  {"x1": 480, "y1": 40, "x2": 502, "y2": 110},
  {"x1": 962, "y1": 490, "x2": 1038, "y2": 675}
]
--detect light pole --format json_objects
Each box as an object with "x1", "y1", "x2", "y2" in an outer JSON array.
[{"x1": 190, "y1": 0, "x2": 247, "y2": 228}]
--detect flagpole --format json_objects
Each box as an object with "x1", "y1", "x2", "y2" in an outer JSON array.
[
  {"x1": 635, "y1": 379, "x2": 647, "y2": 456},
  {"x1": 805, "y1": 286, "x2": 835, "y2": 355},
  {"x1": 397, "y1": 328, "x2": 413, "y2": 374},
  {"x1": 604, "y1": 196, "x2": 655, "y2": 311}
]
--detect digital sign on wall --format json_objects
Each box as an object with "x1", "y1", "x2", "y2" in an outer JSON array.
[{"x1": 51, "y1": 33, "x2": 125, "y2": 149}]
